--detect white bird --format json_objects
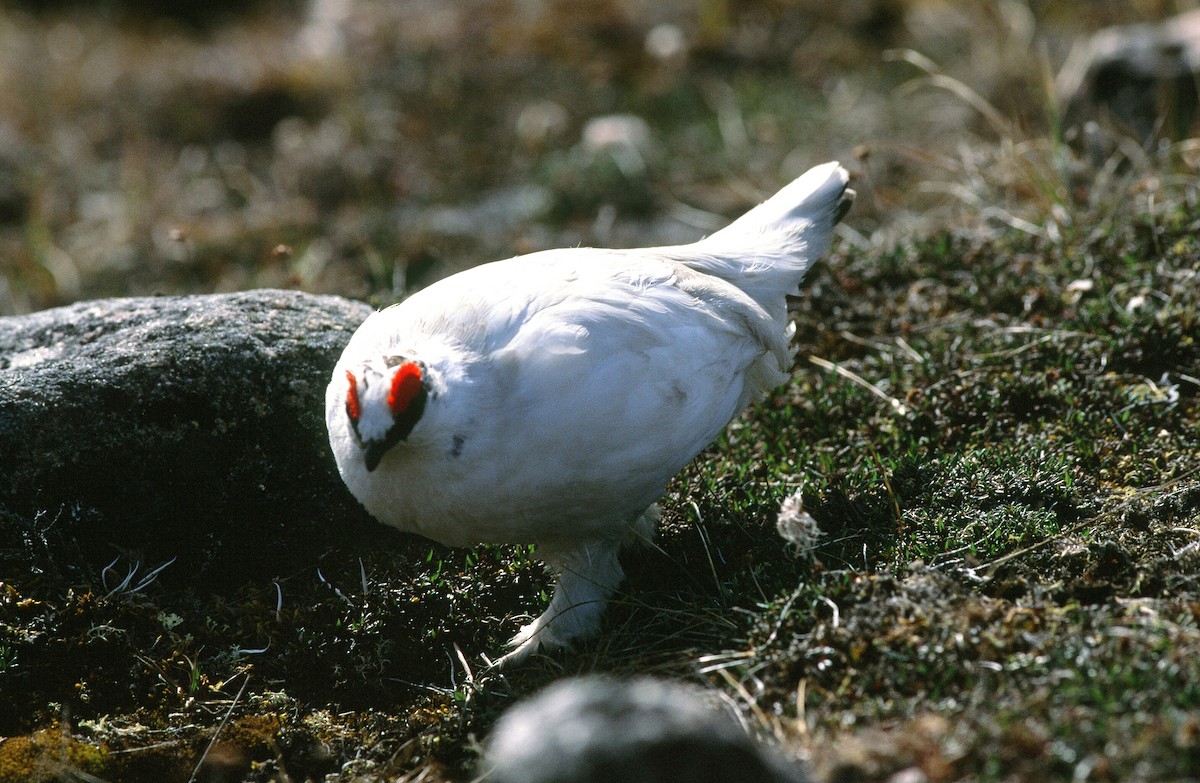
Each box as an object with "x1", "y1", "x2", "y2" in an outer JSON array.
[{"x1": 326, "y1": 162, "x2": 853, "y2": 665}]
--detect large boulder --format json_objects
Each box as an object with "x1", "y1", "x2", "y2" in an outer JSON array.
[{"x1": 0, "y1": 289, "x2": 387, "y2": 587}]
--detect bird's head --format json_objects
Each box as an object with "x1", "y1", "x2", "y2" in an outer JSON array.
[{"x1": 342, "y1": 357, "x2": 429, "y2": 471}]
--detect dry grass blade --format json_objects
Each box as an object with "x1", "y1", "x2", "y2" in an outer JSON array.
[
  {"x1": 186, "y1": 675, "x2": 250, "y2": 783},
  {"x1": 808, "y1": 355, "x2": 908, "y2": 415}
]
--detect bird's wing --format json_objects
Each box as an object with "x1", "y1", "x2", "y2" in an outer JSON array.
[{"x1": 419, "y1": 249, "x2": 784, "y2": 520}]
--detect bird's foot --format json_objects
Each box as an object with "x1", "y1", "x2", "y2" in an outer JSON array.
[
  {"x1": 489, "y1": 538, "x2": 626, "y2": 669},
  {"x1": 490, "y1": 616, "x2": 569, "y2": 669}
]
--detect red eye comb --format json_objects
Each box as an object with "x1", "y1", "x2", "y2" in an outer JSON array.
[
  {"x1": 345, "y1": 370, "x2": 361, "y2": 421},
  {"x1": 388, "y1": 363, "x2": 423, "y2": 414}
]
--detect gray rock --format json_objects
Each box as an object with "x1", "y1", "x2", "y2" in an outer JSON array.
[
  {"x1": 0, "y1": 289, "x2": 385, "y2": 584},
  {"x1": 482, "y1": 676, "x2": 809, "y2": 783},
  {"x1": 1058, "y1": 9, "x2": 1200, "y2": 143}
]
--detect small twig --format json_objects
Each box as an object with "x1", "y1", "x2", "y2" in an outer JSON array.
[
  {"x1": 755, "y1": 586, "x2": 802, "y2": 653},
  {"x1": 885, "y1": 49, "x2": 1014, "y2": 139},
  {"x1": 716, "y1": 668, "x2": 775, "y2": 738},
  {"x1": 316, "y1": 568, "x2": 356, "y2": 607},
  {"x1": 809, "y1": 355, "x2": 908, "y2": 415},
  {"x1": 837, "y1": 330, "x2": 927, "y2": 364},
  {"x1": 102, "y1": 556, "x2": 177, "y2": 598},
  {"x1": 452, "y1": 643, "x2": 475, "y2": 689},
  {"x1": 973, "y1": 331, "x2": 1091, "y2": 360},
  {"x1": 894, "y1": 336, "x2": 927, "y2": 365},
  {"x1": 867, "y1": 443, "x2": 905, "y2": 546},
  {"x1": 187, "y1": 674, "x2": 250, "y2": 783},
  {"x1": 794, "y1": 679, "x2": 810, "y2": 738},
  {"x1": 695, "y1": 650, "x2": 754, "y2": 674},
  {"x1": 689, "y1": 501, "x2": 724, "y2": 596},
  {"x1": 817, "y1": 595, "x2": 840, "y2": 628},
  {"x1": 1170, "y1": 528, "x2": 1200, "y2": 558},
  {"x1": 108, "y1": 739, "x2": 188, "y2": 755}
]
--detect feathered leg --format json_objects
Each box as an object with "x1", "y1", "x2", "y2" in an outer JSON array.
[
  {"x1": 495, "y1": 505, "x2": 660, "y2": 667},
  {"x1": 496, "y1": 538, "x2": 623, "y2": 667}
]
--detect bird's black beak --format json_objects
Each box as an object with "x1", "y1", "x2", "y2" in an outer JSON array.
[
  {"x1": 354, "y1": 367, "x2": 428, "y2": 472},
  {"x1": 364, "y1": 441, "x2": 387, "y2": 472}
]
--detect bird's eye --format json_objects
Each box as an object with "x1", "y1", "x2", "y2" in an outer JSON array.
[
  {"x1": 388, "y1": 363, "x2": 423, "y2": 414},
  {"x1": 345, "y1": 370, "x2": 361, "y2": 421}
]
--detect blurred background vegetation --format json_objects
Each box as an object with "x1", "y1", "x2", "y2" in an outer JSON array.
[
  {"x1": 1, "y1": 0, "x2": 1194, "y2": 316},
  {"x1": 4, "y1": 4, "x2": 1200, "y2": 780}
]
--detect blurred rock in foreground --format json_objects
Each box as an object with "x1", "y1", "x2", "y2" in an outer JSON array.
[
  {"x1": 483, "y1": 676, "x2": 808, "y2": 783},
  {"x1": 0, "y1": 289, "x2": 383, "y2": 586}
]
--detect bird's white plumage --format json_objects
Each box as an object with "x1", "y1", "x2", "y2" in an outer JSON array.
[{"x1": 326, "y1": 162, "x2": 853, "y2": 664}]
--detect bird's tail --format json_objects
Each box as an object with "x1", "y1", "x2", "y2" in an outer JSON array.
[{"x1": 682, "y1": 161, "x2": 854, "y2": 315}]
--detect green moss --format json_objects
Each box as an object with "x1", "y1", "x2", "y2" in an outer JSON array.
[{"x1": 0, "y1": 728, "x2": 108, "y2": 783}]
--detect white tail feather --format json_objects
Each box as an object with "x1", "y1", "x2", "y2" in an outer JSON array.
[
  {"x1": 707, "y1": 161, "x2": 851, "y2": 246},
  {"x1": 678, "y1": 161, "x2": 853, "y2": 320}
]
